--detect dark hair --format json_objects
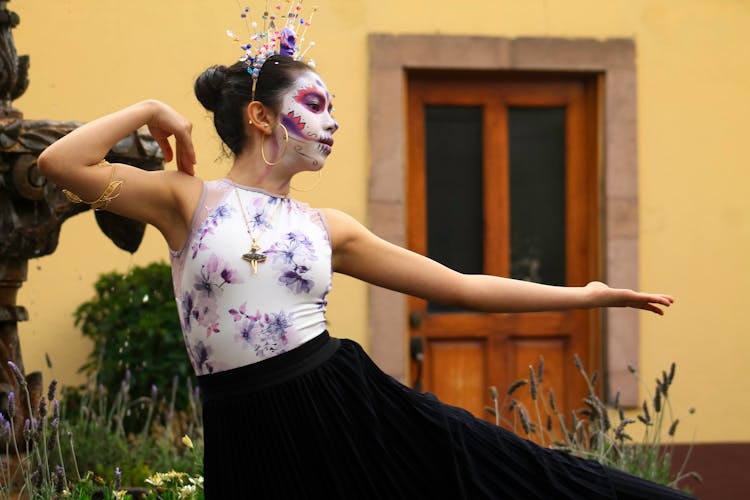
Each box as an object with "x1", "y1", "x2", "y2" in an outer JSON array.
[{"x1": 194, "y1": 55, "x2": 312, "y2": 155}]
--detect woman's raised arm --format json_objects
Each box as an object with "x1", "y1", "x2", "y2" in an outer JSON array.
[
  {"x1": 37, "y1": 99, "x2": 202, "y2": 250},
  {"x1": 323, "y1": 208, "x2": 673, "y2": 315}
]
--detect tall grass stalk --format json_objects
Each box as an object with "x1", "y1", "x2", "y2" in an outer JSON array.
[
  {"x1": 1, "y1": 364, "x2": 203, "y2": 498},
  {"x1": 486, "y1": 356, "x2": 699, "y2": 492}
]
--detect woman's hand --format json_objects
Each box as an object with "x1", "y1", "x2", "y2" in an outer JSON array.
[
  {"x1": 145, "y1": 100, "x2": 197, "y2": 175},
  {"x1": 584, "y1": 281, "x2": 674, "y2": 315}
]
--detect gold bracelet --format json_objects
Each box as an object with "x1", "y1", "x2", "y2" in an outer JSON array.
[{"x1": 62, "y1": 160, "x2": 124, "y2": 210}]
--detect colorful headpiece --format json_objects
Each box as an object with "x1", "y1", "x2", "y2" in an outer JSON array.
[{"x1": 227, "y1": 1, "x2": 318, "y2": 98}]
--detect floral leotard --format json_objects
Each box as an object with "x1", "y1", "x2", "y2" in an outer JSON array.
[{"x1": 170, "y1": 179, "x2": 332, "y2": 375}]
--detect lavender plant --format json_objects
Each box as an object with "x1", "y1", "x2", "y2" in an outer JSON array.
[
  {"x1": 486, "y1": 357, "x2": 699, "y2": 492},
  {"x1": 0, "y1": 361, "x2": 203, "y2": 499}
]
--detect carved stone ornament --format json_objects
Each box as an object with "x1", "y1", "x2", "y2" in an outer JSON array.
[{"x1": 0, "y1": 0, "x2": 166, "y2": 449}]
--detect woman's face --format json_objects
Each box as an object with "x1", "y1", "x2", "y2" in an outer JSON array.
[{"x1": 278, "y1": 71, "x2": 338, "y2": 170}]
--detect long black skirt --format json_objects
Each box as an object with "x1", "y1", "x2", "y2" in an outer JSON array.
[{"x1": 198, "y1": 332, "x2": 694, "y2": 499}]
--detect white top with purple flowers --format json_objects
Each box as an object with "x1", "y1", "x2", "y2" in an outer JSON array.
[{"x1": 170, "y1": 179, "x2": 332, "y2": 375}]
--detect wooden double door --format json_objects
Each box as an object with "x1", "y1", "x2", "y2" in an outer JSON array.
[{"x1": 407, "y1": 72, "x2": 601, "y2": 426}]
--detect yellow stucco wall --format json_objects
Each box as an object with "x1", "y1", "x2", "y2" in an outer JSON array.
[{"x1": 12, "y1": 0, "x2": 750, "y2": 442}]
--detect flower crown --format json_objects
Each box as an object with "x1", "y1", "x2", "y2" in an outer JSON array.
[{"x1": 227, "y1": 1, "x2": 318, "y2": 96}]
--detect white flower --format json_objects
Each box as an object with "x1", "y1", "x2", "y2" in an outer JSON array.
[
  {"x1": 178, "y1": 484, "x2": 197, "y2": 499},
  {"x1": 145, "y1": 474, "x2": 163, "y2": 487}
]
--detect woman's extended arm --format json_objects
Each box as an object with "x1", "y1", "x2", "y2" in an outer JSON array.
[
  {"x1": 37, "y1": 100, "x2": 201, "y2": 250},
  {"x1": 323, "y1": 208, "x2": 673, "y2": 314}
]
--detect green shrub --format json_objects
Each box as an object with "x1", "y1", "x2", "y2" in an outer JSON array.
[{"x1": 73, "y1": 262, "x2": 195, "y2": 415}]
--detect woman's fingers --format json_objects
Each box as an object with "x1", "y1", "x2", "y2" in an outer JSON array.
[
  {"x1": 635, "y1": 293, "x2": 674, "y2": 315},
  {"x1": 176, "y1": 140, "x2": 196, "y2": 175},
  {"x1": 174, "y1": 124, "x2": 196, "y2": 175},
  {"x1": 153, "y1": 132, "x2": 174, "y2": 163}
]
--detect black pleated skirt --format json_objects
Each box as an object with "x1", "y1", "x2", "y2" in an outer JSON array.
[{"x1": 198, "y1": 332, "x2": 694, "y2": 499}]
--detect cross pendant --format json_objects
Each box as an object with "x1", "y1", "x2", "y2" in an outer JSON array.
[{"x1": 242, "y1": 241, "x2": 267, "y2": 275}]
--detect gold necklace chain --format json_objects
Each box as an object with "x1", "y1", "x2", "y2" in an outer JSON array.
[{"x1": 233, "y1": 185, "x2": 284, "y2": 275}]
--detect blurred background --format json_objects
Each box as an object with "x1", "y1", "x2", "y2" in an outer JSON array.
[{"x1": 9, "y1": 1, "x2": 749, "y2": 496}]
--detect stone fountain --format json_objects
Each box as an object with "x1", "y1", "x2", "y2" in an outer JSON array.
[{"x1": 0, "y1": 0, "x2": 164, "y2": 445}]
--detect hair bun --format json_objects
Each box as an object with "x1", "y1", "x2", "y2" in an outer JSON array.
[{"x1": 194, "y1": 65, "x2": 229, "y2": 112}]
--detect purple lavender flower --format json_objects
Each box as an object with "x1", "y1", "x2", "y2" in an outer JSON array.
[
  {"x1": 7, "y1": 392, "x2": 15, "y2": 419},
  {"x1": 47, "y1": 379, "x2": 58, "y2": 402},
  {"x1": 114, "y1": 467, "x2": 122, "y2": 490},
  {"x1": 54, "y1": 465, "x2": 65, "y2": 493},
  {"x1": 48, "y1": 419, "x2": 59, "y2": 452},
  {"x1": 38, "y1": 396, "x2": 47, "y2": 418},
  {"x1": 7, "y1": 361, "x2": 26, "y2": 386},
  {"x1": 280, "y1": 27, "x2": 296, "y2": 56}
]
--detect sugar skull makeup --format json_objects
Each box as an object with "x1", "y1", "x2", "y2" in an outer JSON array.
[{"x1": 279, "y1": 72, "x2": 338, "y2": 169}]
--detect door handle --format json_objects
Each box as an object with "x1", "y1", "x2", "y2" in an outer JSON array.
[
  {"x1": 410, "y1": 336, "x2": 424, "y2": 392},
  {"x1": 408, "y1": 310, "x2": 423, "y2": 329}
]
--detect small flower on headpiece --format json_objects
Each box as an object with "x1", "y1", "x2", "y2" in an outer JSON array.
[
  {"x1": 229, "y1": 1, "x2": 318, "y2": 96},
  {"x1": 279, "y1": 27, "x2": 296, "y2": 57}
]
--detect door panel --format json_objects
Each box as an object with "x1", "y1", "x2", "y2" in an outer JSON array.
[
  {"x1": 407, "y1": 73, "x2": 600, "y2": 437},
  {"x1": 428, "y1": 339, "x2": 487, "y2": 416}
]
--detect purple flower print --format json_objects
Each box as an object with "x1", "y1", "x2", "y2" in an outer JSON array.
[
  {"x1": 191, "y1": 204, "x2": 231, "y2": 259},
  {"x1": 285, "y1": 231, "x2": 315, "y2": 253},
  {"x1": 193, "y1": 303, "x2": 220, "y2": 337},
  {"x1": 266, "y1": 231, "x2": 317, "y2": 294},
  {"x1": 186, "y1": 254, "x2": 242, "y2": 338},
  {"x1": 248, "y1": 196, "x2": 283, "y2": 231},
  {"x1": 279, "y1": 266, "x2": 313, "y2": 294},
  {"x1": 255, "y1": 311, "x2": 293, "y2": 357},
  {"x1": 193, "y1": 254, "x2": 243, "y2": 298},
  {"x1": 180, "y1": 292, "x2": 195, "y2": 332},
  {"x1": 220, "y1": 267, "x2": 240, "y2": 284},
  {"x1": 229, "y1": 305, "x2": 294, "y2": 358},
  {"x1": 228, "y1": 302, "x2": 248, "y2": 322},
  {"x1": 267, "y1": 246, "x2": 296, "y2": 267},
  {"x1": 265, "y1": 311, "x2": 292, "y2": 338},
  {"x1": 191, "y1": 340, "x2": 214, "y2": 374},
  {"x1": 229, "y1": 302, "x2": 263, "y2": 345}
]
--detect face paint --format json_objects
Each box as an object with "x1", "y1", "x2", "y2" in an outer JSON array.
[{"x1": 279, "y1": 71, "x2": 338, "y2": 169}]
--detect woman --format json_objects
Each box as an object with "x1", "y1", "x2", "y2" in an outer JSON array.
[{"x1": 38, "y1": 55, "x2": 690, "y2": 499}]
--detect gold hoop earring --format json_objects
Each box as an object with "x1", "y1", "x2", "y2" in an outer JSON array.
[
  {"x1": 290, "y1": 170, "x2": 323, "y2": 192},
  {"x1": 261, "y1": 123, "x2": 289, "y2": 166}
]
